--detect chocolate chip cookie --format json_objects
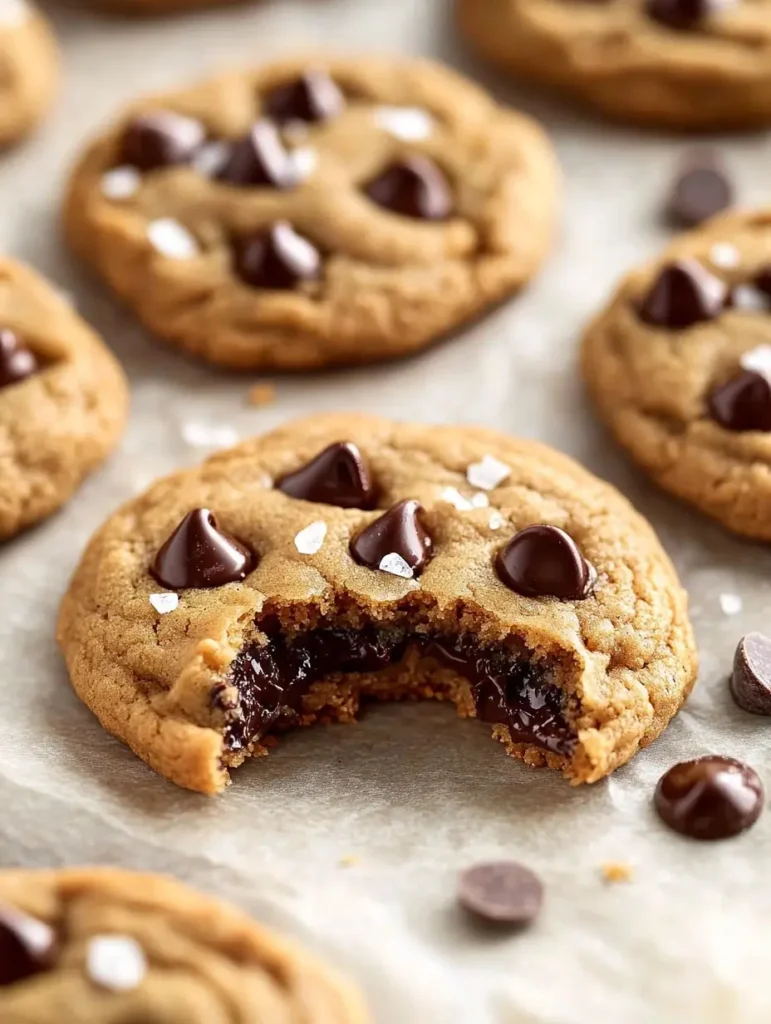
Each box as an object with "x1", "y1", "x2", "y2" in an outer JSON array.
[
  {"x1": 57, "y1": 413, "x2": 696, "y2": 794},
  {"x1": 0, "y1": 867, "x2": 369, "y2": 1022},
  {"x1": 582, "y1": 208, "x2": 771, "y2": 540},
  {"x1": 0, "y1": 258, "x2": 128, "y2": 540},
  {"x1": 63, "y1": 56, "x2": 560, "y2": 370},
  {"x1": 0, "y1": 0, "x2": 58, "y2": 145},
  {"x1": 457, "y1": 0, "x2": 771, "y2": 130}
]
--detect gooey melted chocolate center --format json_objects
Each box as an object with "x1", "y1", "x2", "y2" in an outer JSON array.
[{"x1": 221, "y1": 625, "x2": 576, "y2": 758}]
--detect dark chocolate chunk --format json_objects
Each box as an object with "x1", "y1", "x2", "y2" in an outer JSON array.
[
  {"x1": 217, "y1": 120, "x2": 296, "y2": 188},
  {"x1": 709, "y1": 370, "x2": 771, "y2": 432},
  {"x1": 754, "y1": 267, "x2": 771, "y2": 298},
  {"x1": 639, "y1": 259, "x2": 729, "y2": 330},
  {"x1": 667, "y1": 156, "x2": 732, "y2": 228},
  {"x1": 0, "y1": 904, "x2": 55, "y2": 986},
  {"x1": 151, "y1": 508, "x2": 256, "y2": 590},
  {"x1": 457, "y1": 862, "x2": 543, "y2": 927},
  {"x1": 645, "y1": 0, "x2": 731, "y2": 30},
  {"x1": 263, "y1": 69, "x2": 344, "y2": 125},
  {"x1": 277, "y1": 442, "x2": 376, "y2": 509},
  {"x1": 731, "y1": 632, "x2": 771, "y2": 715},
  {"x1": 654, "y1": 756, "x2": 764, "y2": 840},
  {"x1": 349, "y1": 499, "x2": 433, "y2": 577},
  {"x1": 365, "y1": 156, "x2": 453, "y2": 221},
  {"x1": 495, "y1": 525, "x2": 595, "y2": 601},
  {"x1": 234, "y1": 222, "x2": 322, "y2": 290},
  {"x1": 121, "y1": 111, "x2": 206, "y2": 171},
  {"x1": 0, "y1": 329, "x2": 38, "y2": 389},
  {"x1": 223, "y1": 625, "x2": 575, "y2": 756}
]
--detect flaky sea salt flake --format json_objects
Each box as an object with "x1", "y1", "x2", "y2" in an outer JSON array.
[
  {"x1": 374, "y1": 107, "x2": 435, "y2": 141},
  {"x1": 86, "y1": 935, "x2": 147, "y2": 992},
  {"x1": 149, "y1": 593, "x2": 179, "y2": 614},
  {"x1": 294, "y1": 520, "x2": 327, "y2": 555},
  {"x1": 466, "y1": 455, "x2": 510, "y2": 491},
  {"x1": 100, "y1": 166, "x2": 141, "y2": 201},
  {"x1": 488, "y1": 511, "x2": 505, "y2": 530},
  {"x1": 147, "y1": 218, "x2": 198, "y2": 260},
  {"x1": 740, "y1": 344, "x2": 771, "y2": 378},
  {"x1": 379, "y1": 552, "x2": 414, "y2": 579},
  {"x1": 709, "y1": 242, "x2": 740, "y2": 269},
  {"x1": 440, "y1": 486, "x2": 473, "y2": 511}
]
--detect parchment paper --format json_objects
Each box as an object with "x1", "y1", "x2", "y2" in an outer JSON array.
[{"x1": 3, "y1": 2, "x2": 771, "y2": 1020}]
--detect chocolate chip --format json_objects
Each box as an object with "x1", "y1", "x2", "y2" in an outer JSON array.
[
  {"x1": 655, "y1": 756, "x2": 764, "y2": 840},
  {"x1": 754, "y1": 267, "x2": 771, "y2": 298},
  {"x1": 217, "y1": 120, "x2": 296, "y2": 188},
  {"x1": 234, "y1": 222, "x2": 322, "y2": 290},
  {"x1": 263, "y1": 70, "x2": 344, "y2": 125},
  {"x1": 457, "y1": 862, "x2": 543, "y2": 927},
  {"x1": 639, "y1": 259, "x2": 728, "y2": 330},
  {"x1": 709, "y1": 370, "x2": 771, "y2": 432},
  {"x1": 349, "y1": 499, "x2": 433, "y2": 577},
  {"x1": 365, "y1": 156, "x2": 453, "y2": 221},
  {"x1": 278, "y1": 442, "x2": 377, "y2": 509},
  {"x1": 121, "y1": 111, "x2": 206, "y2": 172},
  {"x1": 645, "y1": 0, "x2": 730, "y2": 30},
  {"x1": 666, "y1": 156, "x2": 732, "y2": 228},
  {"x1": 731, "y1": 632, "x2": 771, "y2": 715},
  {"x1": 151, "y1": 508, "x2": 256, "y2": 590},
  {"x1": 0, "y1": 905, "x2": 55, "y2": 986},
  {"x1": 0, "y1": 329, "x2": 38, "y2": 389},
  {"x1": 495, "y1": 525, "x2": 595, "y2": 601}
]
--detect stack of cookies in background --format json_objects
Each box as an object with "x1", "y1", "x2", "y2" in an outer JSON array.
[{"x1": 2, "y1": 1, "x2": 771, "y2": 1022}]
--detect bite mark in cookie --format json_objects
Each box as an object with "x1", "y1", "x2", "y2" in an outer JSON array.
[
  {"x1": 57, "y1": 414, "x2": 696, "y2": 795},
  {"x1": 64, "y1": 56, "x2": 559, "y2": 370}
]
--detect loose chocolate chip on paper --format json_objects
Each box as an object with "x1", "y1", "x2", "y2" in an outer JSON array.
[
  {"x1": 731, "y1": 632, "x2": 771, "y2": 715},
  {"x1": 0, "y1": 904, "x2": 55, "y2": 987},
  {"x1": 654, "y1": 756, "x2": 764, "y2": 840},
  {"x1": 639, "y1": 259, "x2": 728, "y2": 330},
  {"x1": 263, "y1": 70, "x2": 345, "y2": 125},
  {"x1": 278, "y1": 441, "x2": 377, "y2": 509},
  {"x1": 709, "y1": 370, "x2": 771, "y2": 432},
  {"x1": 350, "y1": 499, "x2": 433, "y2": 577},
  {"x1": 121, "y1": 111, "x2": 206, "y2": 172},
  {"x1": 496, "y1": 524, "x2": 595, "y2": 600},
  {"x1": 217, "y1": 120, "x2": 297, "y2": 188},
  {"x1": 0, "y1": 328, "x2": 38, "y2": 389},
  {"x1": 666, "y1": 155, "x2": 733, "y2": 228},
  {"x1": 151, "y1": 508, "x2": 256, "y2": 590},
  {"x1": 234, "y1": 222, "x2": 322, "y2": 291},
  {"x1": 457, "y1": 861, "x2": 544, "y2": 927},
  {"x1": 365, "y1": 156, "x2": 453, "y2": 221}
]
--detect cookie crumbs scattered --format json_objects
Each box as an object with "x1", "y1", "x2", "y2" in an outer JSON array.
[
  {"x1": 339, "y1": 855, "x2": 359, "y2": 868},
  {"x1": 600, "y1": 861, "x2": 634, "y2": 884},
  {"x1": 247, "y1": 384, "x2": 276, "y2": 407}
]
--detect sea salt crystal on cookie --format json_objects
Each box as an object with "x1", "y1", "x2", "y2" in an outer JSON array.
[
  {"x1": 290, "y1": 147, "x2": 318, "y2": 182},
  {"x1": 374, "y1": 107, "x2": 435, "y2": 141},
  {"x1": 470, "y1": 492, "x2": 490, "y2": 508},
  {"x1": 488, "y1": 511, "x2": 505, "y2": 530},
  {"x1": 100, "y1": 167, "x2": 141, "y2": 201},
  {"x1": 149, "y1": 593, "x2": 178, "y2": 614},
  {"x1": 147, "y1": 218, "x2": 198, "y2": 260},
  {"x1": 379, "y1": 552, "x2": 414, "y2": 579},
  {"x1": 192, "y1": 141, "x2": 229, "y2": 178},
  {"x1": 440, "y1": 486, "x2": 473, "y2": 511},
  {"x1": 740, "y1": 344, "x2": 771, "y2": 378},
  {"x1": 86, "y1": 935, "x2": 147, "y2": 992},
  {"x1": 294, "y1": 520, "x2": 327, "y2": 555},
  {"x1": 732, "y1": 285, "x2": 768, "y2": 312},
  {"x1": 466, "y1": 455, "x2": 510, "y2": 491},
  {"x1": 709, "y1": 243, "x2": 740, "y2": 269}
]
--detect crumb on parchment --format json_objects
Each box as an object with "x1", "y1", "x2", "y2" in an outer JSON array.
[
  {"x1": 248, "y1": 384, "x2": 276, "y2": 407},
  {"x1": 601, "y1": 861, "x2": 634, "y2": 884}
]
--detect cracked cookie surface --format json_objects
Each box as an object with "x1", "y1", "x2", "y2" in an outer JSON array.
[
  {"x1": 0, "y1": 867, "x2": 369, "y2": 1023},
  {"x1": 63, "y1": 55, "x2": 560, "y2": 370},
  {"x1": 583, "y1": 208, "x2": 771, "y2": 540},
  {"x1": 57, "y1": 413, "x2": 696, "y2": 795},
  {"x1": 0, "y1": 258, "x2": 128, "y2": 540},
  {"x1": 0, "y1": 0, "x2": 58, "y2": 145},
  {"x1": 457, "y1": 0, "x2": 771, "y2": 130}
]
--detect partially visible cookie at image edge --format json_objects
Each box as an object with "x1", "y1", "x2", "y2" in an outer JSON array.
[
  {"x1": 0, "y1": 258, "x2": 128, "y2": 540},
  {"x1": 457, "y1": 0, "x2": 771, "y2": 131},
  {"x1": 582, "y1": 209, "x2": 771, "y2": 540},
  {"x1": 0, "y1": 0, "x2": 59, "y2": 146},
  {"x1": 57, "y1": 413, "x2": 696, "y2": 795},
  {"x1": 63, "y1": 55, "x2": 560, "y2": 370},
  {"x1": 0, "y1": 867, "x2": 370, "y2": 1022}
]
